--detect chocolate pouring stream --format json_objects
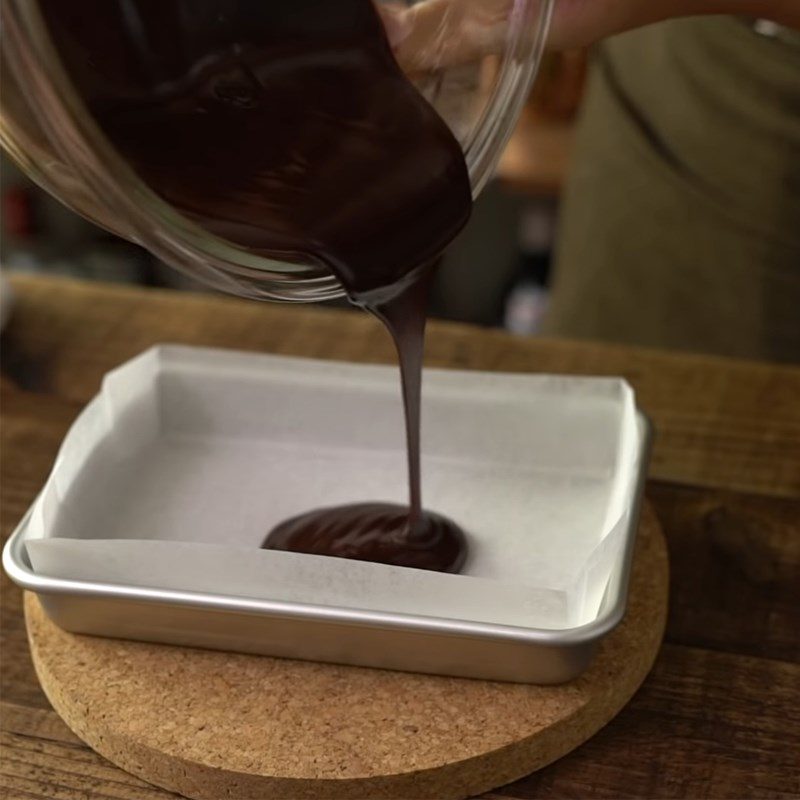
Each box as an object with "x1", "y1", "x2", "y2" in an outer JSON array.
[{"x1": 42, "y1": 0, "x2": 472, "y2": 572}]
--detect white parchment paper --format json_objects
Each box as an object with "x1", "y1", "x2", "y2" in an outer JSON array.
[{"x1": 25, "y1": 346, "x2": 642, "y2": 630}]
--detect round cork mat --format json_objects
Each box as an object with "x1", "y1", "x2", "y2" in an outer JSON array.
[{"x1": 26, "y1": 503, "x2": 668, "y2": 800}]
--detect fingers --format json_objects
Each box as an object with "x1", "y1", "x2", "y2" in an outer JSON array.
[{"x1": 376, "y1": 0, "x2": 513, "y2": 71}]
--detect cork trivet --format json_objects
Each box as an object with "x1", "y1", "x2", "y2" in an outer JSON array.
[{"x1": 25, "y1": 503, "x2": 668, "y2": 800}]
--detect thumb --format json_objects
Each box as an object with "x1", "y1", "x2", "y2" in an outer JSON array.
[{"x1": 375, "y1": 0, "x2": 512, "y2": 71}]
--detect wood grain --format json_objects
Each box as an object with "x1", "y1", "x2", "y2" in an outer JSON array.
[
  {"x1": 1, "y1": 275, "x2": 799, "y2": 799},
  {"x1": 5, "y1": 275, "x2": 799, "y2": 498},
  {"x1": 4, "y1": 643, "x2": 799, "y2": 800},
  {"x1": 22, "y1": 505, "x2": 666, "y2": 800},
  {"x1": 507, "y1": 644, "x2": 800, "y2": 799},
  {"x1": 496, "y1": 108, "x2": 574, "y2": 196},
  {"x1": 649, "y1": 483, "x2": 800, "y2": 664},
  {"x1": 1, "y1": 728, "x2": 182, "y2": 800}
]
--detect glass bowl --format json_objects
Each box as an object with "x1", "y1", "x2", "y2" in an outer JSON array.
[{"x1": 0, "y1": 0, "x2": 553, "y2": 301}]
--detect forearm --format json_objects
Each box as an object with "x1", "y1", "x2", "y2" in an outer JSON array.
[
  {"x1": 550, "y1": 0, "x2": 800, "y2": 49},
  {"x1": 683, "y1": 0, "x2": 800, "y2": 27},
  {"x1": 382, "y1": 0, "x2": 800, "y2": 69}
]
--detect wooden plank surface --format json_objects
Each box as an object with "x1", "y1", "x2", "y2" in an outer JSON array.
[
  {"x1": 5, "y1": 275, "x2": 799, "y2": 498},
  {"x1": 496, "y1": 108, "x2": 574, "y2": 196},
  {"x1": 2, "y1": 274, "x2": 799, "y2": 799}
]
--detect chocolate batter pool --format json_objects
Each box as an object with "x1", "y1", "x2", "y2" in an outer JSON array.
[{"x1": 42, "y1": 0, "x2": 472, "y2": 573}]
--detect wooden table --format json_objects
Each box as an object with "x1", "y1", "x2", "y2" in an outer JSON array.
[
  {"x1": 2, "y1": 275, "x2": 799, "y2": 799},
  {"x1": 496, "y1": 106, "x2": 574, "y2": 196}
]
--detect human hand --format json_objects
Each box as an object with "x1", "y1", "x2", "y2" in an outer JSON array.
[{"x1": 378, "y1": 0, "x2": 800, "y2": 69}]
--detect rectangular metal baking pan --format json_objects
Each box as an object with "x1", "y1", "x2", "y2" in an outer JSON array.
[{"x1": 4, "y1": 348, "x2": 652, "y2": 684}]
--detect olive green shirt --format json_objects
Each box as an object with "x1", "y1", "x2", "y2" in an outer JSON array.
[{"x1": 545, "y1": 16, "x2": 800, "y2": 363}]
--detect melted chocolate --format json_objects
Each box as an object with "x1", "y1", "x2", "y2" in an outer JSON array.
[
  {"x1": 266, "y1": 503, "x2": 466, "y2": 573},
  {"x1": 42, "y1": 0, "x2": 472, "y2": 572}
]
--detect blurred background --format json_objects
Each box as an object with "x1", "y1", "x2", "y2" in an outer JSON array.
[{"x1": 0, "y1": 50, "x2": 586, "y2": 338}]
